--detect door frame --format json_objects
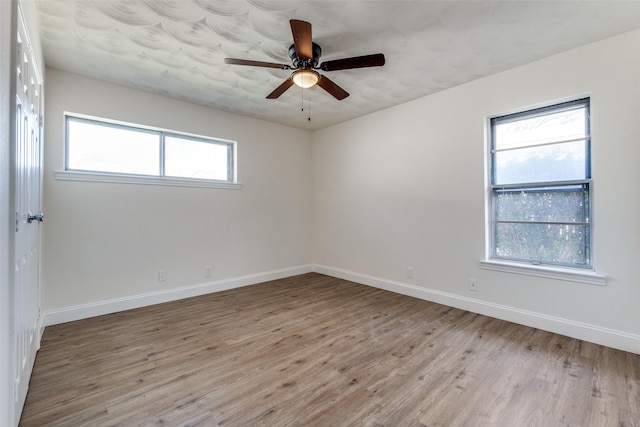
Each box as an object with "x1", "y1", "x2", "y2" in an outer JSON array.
[{"x1": 1, "y1": 0, "x2": 18, "y2": 425}]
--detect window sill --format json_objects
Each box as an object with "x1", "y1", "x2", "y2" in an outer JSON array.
[
  {"x1": 54, "y1": 170, "x2": 242, "y2": 190},
  {"x1": 480, "y1": 259, "x2": 606, "y2": 286}
]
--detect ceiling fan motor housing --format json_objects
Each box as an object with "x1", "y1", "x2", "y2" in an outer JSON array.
[{"x1": 289, "y1": 42, "x2": 322, "y2": 69}]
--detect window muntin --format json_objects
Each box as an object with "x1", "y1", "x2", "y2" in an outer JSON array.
[
  {"x1": 65, "y1": 115, "x2": 235, "y2": 183},
  {"x1": 490, "y1": 98, "x2": 591, "y2": 268}
]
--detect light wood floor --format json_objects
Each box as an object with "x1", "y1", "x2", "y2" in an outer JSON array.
[{"x1": 20, "y1": 273, "x2": 640, "y2": 426}]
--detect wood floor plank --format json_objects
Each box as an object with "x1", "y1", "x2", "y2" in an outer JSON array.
[{"x1": 20, "y1": 273, "x2": 640, "y2": 426}]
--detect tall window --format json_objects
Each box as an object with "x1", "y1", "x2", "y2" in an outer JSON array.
[
  {"x1": 65, "y1": 115, "x2": 235, "y2": 182},
  {"x1": 489, "y1": 98, "x2": 591, "y2": 268}
]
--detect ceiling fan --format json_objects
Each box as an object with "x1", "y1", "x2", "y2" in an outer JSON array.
[{"x1": 224, "y1": 19, "x2": 385, "y2": 100}]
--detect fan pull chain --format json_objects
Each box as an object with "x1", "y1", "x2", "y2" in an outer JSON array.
[{"x1": 300, "y1": 86, "x2": 311, "y2": 122}]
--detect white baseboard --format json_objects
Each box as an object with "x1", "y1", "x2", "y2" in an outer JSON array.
[
  {"x1": 313, "y1": 264, "x2": 640, "y2": 355},
  {"x1": 43, "y1": 263, "x2": 640, "y2": 355},
  {"x1": 43, "y1": 264, "x2": 313, "y2": 326}
]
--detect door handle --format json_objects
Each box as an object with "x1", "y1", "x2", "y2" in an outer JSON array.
[{"x1": 27, "y1": 212, "x2": 44, "y2": 223}]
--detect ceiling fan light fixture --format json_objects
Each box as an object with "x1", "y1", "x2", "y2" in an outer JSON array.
[{"x1": 292, "y1": 69, "x2": 319, "y2": 88}]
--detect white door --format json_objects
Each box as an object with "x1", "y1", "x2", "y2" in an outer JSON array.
[{"x1": 12, "y1": 5, "x2": 43, "y2": 422}]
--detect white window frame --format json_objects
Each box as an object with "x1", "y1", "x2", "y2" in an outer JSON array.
[
  {"x1": 481, "y1": 98, "x2": 606, "y2": 285},
  {"x1": 55, "y1": 113, "x2": 241, "y2": 190}
]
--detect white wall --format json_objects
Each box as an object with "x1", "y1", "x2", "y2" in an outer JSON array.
[
  {"x1": 42, "y1": 69, "x2": 312, "y2": 316},
  {"x1": 312, "y1": 30, "x2": 640, "y2": 353}
]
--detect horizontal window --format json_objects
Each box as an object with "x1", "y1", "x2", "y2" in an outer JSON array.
[{"x1": 65, "y1": 114, "x2": 236, "y2": 184}]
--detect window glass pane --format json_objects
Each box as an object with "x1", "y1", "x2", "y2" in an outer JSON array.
[
  {"x1": 494, "y1": 106, "x2": 587, "y2": 150},
  {"x1": 67, "y1": 119, "x2": 160, "y2": 175},
  {"x1": 495, "y1": 185, "x2": 588, "y2": 223},
  {"x1": 165, "y1": 135, "x2": 229, "y2": 180},
  {"x1": 489, "y1": 98, "x2": 591, "y2": 268},
  {"x1": 494, "y1": 223, "x2": 589, "y2": 266},
  {"x1": 494, "y1": 140, "x2": 586, "y2": 185}
]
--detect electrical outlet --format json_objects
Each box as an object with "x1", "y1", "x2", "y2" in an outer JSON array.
[
  {"x1": 158, "y1": 271, "x2": 167, "y2": 282},
  {"x1": 407, "y1": 267, "x2": 414, "y2": 279},
  {"x1": 469, "y1": 279, "x2": 478, "y2": 291},
  {"x1": 205, "y1": 266, "x2": 212, "y2": 278}
]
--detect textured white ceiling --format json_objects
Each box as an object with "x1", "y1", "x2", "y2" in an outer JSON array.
[{"x1": 37, "y1": 1, "x2": 640, "y2": 131}]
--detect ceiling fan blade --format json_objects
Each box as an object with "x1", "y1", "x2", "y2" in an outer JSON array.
[
  {"x1": 290, "y1": 19, "x2": 313, "y2": 60},
  {"x1": 224, "y1": 58, "x2": 289, "y2": 69},
  {"x1": 320, "y1": 53, "x2": 385, "y2": 71},
  {"x1": 316, "y1": 75, "x2": 349, "y2": 100},
  {"x1": 266, "y1": 78, "x2": 295, "y2": 99}
]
